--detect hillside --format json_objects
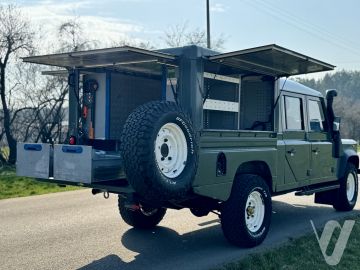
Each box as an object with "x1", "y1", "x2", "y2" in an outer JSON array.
[{"x1": 297, "y1": 71, "x2": 360, "y2": 141}]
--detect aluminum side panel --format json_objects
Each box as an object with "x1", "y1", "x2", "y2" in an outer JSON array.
[{"x1": 16, "y1": 143, "x2": 51, "y2": 179}]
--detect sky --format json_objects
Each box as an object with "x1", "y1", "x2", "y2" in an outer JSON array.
[{"x1": 3, "y1": 0, "x2": 360, "y2": 78}]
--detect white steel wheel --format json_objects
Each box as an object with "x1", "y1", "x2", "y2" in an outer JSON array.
[
  {"x1": 245, "y1": 190, "x2": 265, "y2": 233},
  {"x1": 155, "y1": 123, "x2": 188, "y2": 178},
  {"x1": 346, "y1": 173, "x2": 356, "y2": 202}
]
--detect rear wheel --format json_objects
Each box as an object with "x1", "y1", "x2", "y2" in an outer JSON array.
[
  {"x1": 333, "y1": 163, "x2": 358, "y2": 211},
  {"x1": 118, "y1": 196, "x2": 166, "y2": 229},
  {"x1": 221, "y1": 174, "x2": 272, "y2": 247}
]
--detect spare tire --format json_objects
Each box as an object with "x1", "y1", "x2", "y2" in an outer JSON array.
[{"x1": 120, "y1": 101, "x2": 198, "y2": 201}]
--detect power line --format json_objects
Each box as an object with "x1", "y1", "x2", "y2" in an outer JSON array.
[
  {"x1": 255, "y1": 0, "x2": 360, "y2": 50},
  {"x1": 244, "y1": 0, "x2": 360, "y2": 58}
]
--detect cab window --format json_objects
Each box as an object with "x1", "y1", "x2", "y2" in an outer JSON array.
[
  {"x1": 284, "y1": 96, "x2": 304, "y2": 130},
  {"x1": 308, "y1": 99, "x2": 325, "y2": 132}
]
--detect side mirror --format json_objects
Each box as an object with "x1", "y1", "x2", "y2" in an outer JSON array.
[{"x1": 333, "y1": 117, "x2": 341, "y2": 132}]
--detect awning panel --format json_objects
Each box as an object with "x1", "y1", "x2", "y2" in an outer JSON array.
[
  {"x1": 208, "y1": 44, "x2": 335, "y2": 77},
  {"x1": 23, "y1": 46, "x2": 176, "y2": 68}
]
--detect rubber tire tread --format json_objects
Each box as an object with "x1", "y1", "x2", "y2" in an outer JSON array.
[
  {"x1": 120, "y1": 101, "x2": 198, "y2": 201},
  {"x1": 333, "y1": 163, "x2": 358, "y2": 211},
  {"x1": 118, "y1": 196, "x2": 166, "y2": 229},
  {"x1": 221, "y1": 174, "x2": 272, "y2": 248}
]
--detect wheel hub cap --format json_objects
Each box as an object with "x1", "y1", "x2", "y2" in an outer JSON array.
[
  {"x1": 160, "y1": 143, "x2": 169, "y2": 157},
  {"x1": 245, "y1": 191, "x2": 265, "y2": 233}
]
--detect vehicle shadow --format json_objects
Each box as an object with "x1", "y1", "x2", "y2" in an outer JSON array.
[{"x1": 77, "y1": 199, "x2": 360, "y2": 270}]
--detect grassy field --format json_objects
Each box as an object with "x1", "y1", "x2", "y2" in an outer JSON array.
[
  {"x1": 0, "y1": 167, "x2": 81, "y2": 200},
  {"x1": 219, "y1": 214, "x2": 360, "y2": 270}
]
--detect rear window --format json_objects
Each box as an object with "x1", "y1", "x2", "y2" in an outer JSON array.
[{"x1": 284, "y1": 96, "x2": 304, "y2": 130}]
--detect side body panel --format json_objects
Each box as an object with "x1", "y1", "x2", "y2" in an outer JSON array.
[{"x1": 192, "y1": 131, "x2": 278, "y2": 201}]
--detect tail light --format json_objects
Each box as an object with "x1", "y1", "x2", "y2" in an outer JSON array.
[{"x1": 69, "y1": 136, "x2": 76, "y2": 145}]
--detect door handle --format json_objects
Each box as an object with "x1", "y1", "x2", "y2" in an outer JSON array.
[
  {"x1": 287, "y1": 149, "x2": 296, "y2": 156},
  {"x1": 312, "y1": 148, "x2": 320, "y2": 155}
]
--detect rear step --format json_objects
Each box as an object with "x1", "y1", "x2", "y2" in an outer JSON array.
[{"x1": 295, "y1": 184, "x2": 340, "y2": 196}]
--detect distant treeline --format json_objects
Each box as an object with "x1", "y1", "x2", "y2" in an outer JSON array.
[{"x1": 297, "y1": 70, "x2": 360, "y2": 141}]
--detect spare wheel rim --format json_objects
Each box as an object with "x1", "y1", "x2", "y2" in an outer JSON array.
[
  {"x1": 245, "y1": 190, "x2": 265, "y2": 233},
  {"x1": 155, "y1": 123, "x2": 188, "y2": 178}
]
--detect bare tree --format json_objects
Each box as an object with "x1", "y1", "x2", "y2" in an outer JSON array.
[
  {"x1": 58, "y1": 18, "x2": 98, "y2": 52},
  {"x1": 162, "y1": 22, "x2": 226, "y2": 51},
  {"x1": 0, "y1": 5, "x2": 34, "y2": 164},
  {"x1": 110, "y1": 38, "x2": 154, "y2": 50},
  {"x1": 9, "y1": 62, "x2": 68, "y2": 144}
]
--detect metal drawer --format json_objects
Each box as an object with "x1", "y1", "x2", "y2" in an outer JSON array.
[
  {"x1": 16, "y1": 143, "x2": 51, "y2": 179},
  {"x1": 53, "y1": 144, "x2": 123, "y2": 183}
]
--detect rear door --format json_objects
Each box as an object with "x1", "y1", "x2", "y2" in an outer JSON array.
[
  {"x1": 282, "y1": 94, "x2": 311, "y2": 186},
  {"x1": 306, "y1": 97, "x2": 337, "y2": 183}
]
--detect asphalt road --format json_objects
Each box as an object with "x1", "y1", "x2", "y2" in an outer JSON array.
[{"x1": 1, "y1": 188, "x2": 359, "y2": 270}]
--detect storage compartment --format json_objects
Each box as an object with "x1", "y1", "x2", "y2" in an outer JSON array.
[
  {"x1": 109, "y1": 73, "x2": 162, "y2": 140},
  {"x1": 16, "y1": 143, "x2": 51, "y2": 179},
  {"x1": 203, "y1": 72, "x2": 240, "y2": 130},
  {"x1": 202, "y1": 73, "x2": 275, "y2": 131},
  {"x1": 53, "y1": 144, "x2": 123, "y2": 183},
  {"x1": 239, "y1": 77, "x2": 274, "y2": 130}
]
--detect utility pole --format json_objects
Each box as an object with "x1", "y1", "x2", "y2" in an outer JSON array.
[{"x1": 206, "y1": 0, "x2": 211, "y2": 49}]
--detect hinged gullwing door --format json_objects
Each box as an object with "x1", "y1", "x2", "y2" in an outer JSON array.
[{"x1": 208, "y1": 44, "x2": 335, "y2": 77}]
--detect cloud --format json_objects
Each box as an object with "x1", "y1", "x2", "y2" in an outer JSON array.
[
  {"x1": 12, "y1": 0, "x2": 153, "y2": 52},
  {"x1": 210, "y1": 3, "x2": 226, "y2": 13}
]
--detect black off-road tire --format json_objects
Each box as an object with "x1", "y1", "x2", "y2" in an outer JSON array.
[
  {"x1": 118, "y1": 196, "x2": 166, "y2": 229},
  {"x1": 333, "y1": 163, "x2": 358, "y2": 211},
  {"x1": 120, "y1": 101, "x2": 198, "y2": 201},
  {"x1": 221, "y1": 174, "x2": 272, "y2": 248}
]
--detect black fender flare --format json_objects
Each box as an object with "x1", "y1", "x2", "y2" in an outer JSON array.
[{"x1": 337, "y1": 148, "x2": 359, "y2": 179}]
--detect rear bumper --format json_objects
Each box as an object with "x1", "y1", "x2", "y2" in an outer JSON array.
[{"x1": 17, "y1": 142, "x2": 126, "y2": 185}]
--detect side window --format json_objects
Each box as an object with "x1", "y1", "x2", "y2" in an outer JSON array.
[
  {"x1": 284, "y1": 96, "x2": 304, "y2": 130},
  {"x1": 308, "y1": 99, "x2": 325, "y2": 132}
]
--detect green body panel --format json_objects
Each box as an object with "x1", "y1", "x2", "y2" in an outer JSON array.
[
  {"x1": 191, "y1": 132, "x2": 358, "y2": 201},
  {"x1": 308, "y1": 134, "x2": 337, "y2": 183},
  {"x1": 192, "y1": 130, "x2": 278, "y2": 201},
  {"x1": 283, "y1": 131, "x2": 311, "y2": 183}
]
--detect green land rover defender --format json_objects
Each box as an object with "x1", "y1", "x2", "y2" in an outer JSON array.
[{"x1": 17, "y1": 44, "x2": 359, "y2": 247}]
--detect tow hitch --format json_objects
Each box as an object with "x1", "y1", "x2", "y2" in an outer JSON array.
[{"x1": 92, "y1": 188, "x2": 110, "y2": 199}]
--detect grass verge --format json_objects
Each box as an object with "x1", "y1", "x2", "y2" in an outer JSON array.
[
  {"x1": 0, "y1": 167, "x2": 81, "y2": 200},
  {"x1": 218, "y1": 214, "x2": 360, "y2": 270}
]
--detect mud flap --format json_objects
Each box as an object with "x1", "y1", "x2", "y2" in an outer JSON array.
[{"x1": 315, "y1": 189, "x2": 337, "y2": 205}]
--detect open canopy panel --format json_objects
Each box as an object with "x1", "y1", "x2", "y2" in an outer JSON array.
[
  {"x1": 208, "y1": 44, "x2": 335, "y2": 77},
  {"x1": 22, "y1": 46, "x2": 177, "y2": 68}
]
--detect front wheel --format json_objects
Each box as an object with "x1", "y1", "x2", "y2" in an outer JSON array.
[
  {"x1": 118, "y1": 196, "x2": 167, "y2": 229},
  {"x1": 221, "y1": 174, "x2": 272, "y2": 247},
  {"x1": 333, "y1": 163, "x2": 358, "y2": 211}
]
